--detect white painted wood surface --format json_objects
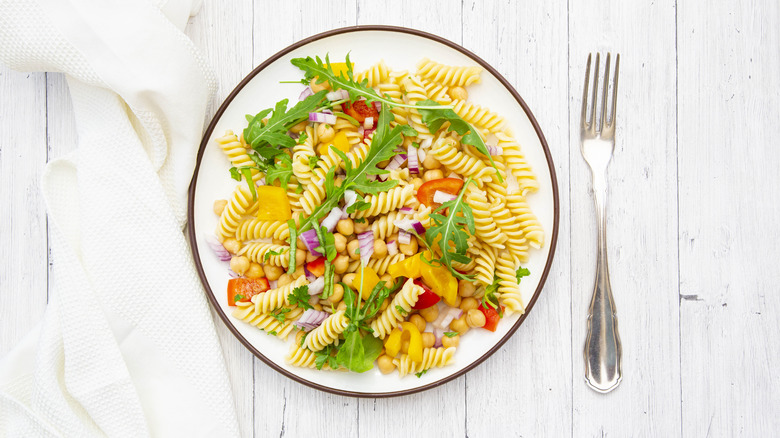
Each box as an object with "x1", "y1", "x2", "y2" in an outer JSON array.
[{"x1": 2, "y1": 1, "x2": 779, "y2": 436}]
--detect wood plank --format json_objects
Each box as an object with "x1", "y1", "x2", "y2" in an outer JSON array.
[
  {"x1": 185, "y1": 2, "x2": 256, "y2": 436},
  {"x1": 461, "y1": 0, "x2": 573, "y2": 437},
  {"x1": 0, "y1": 67, "x2": 48, "y2": 356},
  {"x1": 568, "y1": 0, "x2": 682, "y2": 436},
  {"x1": 677, "y1": 0, "x2": 780, "y2": 435}
]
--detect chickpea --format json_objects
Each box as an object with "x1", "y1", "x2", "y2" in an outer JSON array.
[
  {"x1": 342, "y1": 273, "x2": 357, "y2": 288},
  {"x1": 377, "y1": 159, "x2": 391, "y2": 168},
  {"x1": 292, "y1": 266, "x2": 305, "y2": 279},
  {"x1": 380, "y1": 273, "x2": 393, "y2": 288},
  {"x1": 442, "y1": 334, "x2": 460, "y2": 348},
  {"x1": 460, "y1": 297, "x2": 479, "y2": 312},
  {"x1": 313, "y1": 303, "x2": 323, "y2": 311},
  {"x1": 290, "y1": 120, "x2": 309, "y2": 133},
  {"x1": 411, "y1": 178, "x2": 424, "y2": 191},
  {"x1": 333, "y1": 274, "x2": 342, "y2": 284},
  {"x1": 354, "y1": 220, "x2": 369, "y2": 234},
  {"x1": 419, "y1": 305, "x2": 439, "y2": 323},
  {"x1": 458, "y1": 279, "x2": 477, "y2": 297},
  {"x1": 316, "y1": 123, "x2": 336, "y2": 143},
  {"x1": 450, "y1": 315, "x2": 470, "y2": 335},
  {"x1": 309, "y1": 77, "x2": 330, "y2": 92},
  {"x1": 422, "y1": 154, "x2": 441, "y2": 170},
  {"x1": 398, "y1": 238, "x2": 418, "y2": 256},
  {"x1": 421, "y1": 332, "x2": 436, "y2": 348},
  {"x1": 277, "y1": 273, "x2": 293, "y2": 288},
  {"x1": 377, "y1": 354, "x2": 396, "y2": 374},
  {"x1": 410, "y1": 314, "x2": 427, "y2": 333},
  {"x1": 328, "y1": 284, "x2": 345, "y2": 304},
  {"x1": 263, "y1": 264, "x2": 283, "y2": 281},
  {"x1": 333, "y1": 254, "x2": 350, "y2": 274},
  {"x1": 272, "y1": 239, "x2": 286, "y2": 246},
  {"x1": 246, "y1": 263, "x2": 265, "y2": 279},
  {"x1": 336, "y1": 218, "x2": 354, "y2": 236},
  {"x1": 222, "y1": 238, "x2": 241, "y2": 255},
  {"x1": 347, "y1": 239, "x2": 361, "y2": 260},
  {"x1": 337, "y1": 301, "x2": 347, "y2": 311},
  {"x1": 230, "y1": 256, "x2": 250, "y2": 276},
  {"x1": 295, "y1": 249, "x2": 306, "y2": 266},
  {"x1": 306, "y1": 251, "x2": 319, "y2": 263},
  {"x1": 423, "y1": 169, "x2": 444, "y2": 182},
  {"x1": 334, "y1": 233, "x2": 347, "y2": 253},
  {"x1": 297, "y1": 238, "x2": 307, "y2": 250},
  {"x1": 449, "y1": 86, "x2": 468, "y2": 101},
  {"x1": 451, "y1": 295, "x2": 462, "y2": 308},
  {"x1": 466, "y1": 309, "x2": 487, "y2": 328},
  {"x1": 213, "y1": 199, "x2": 228, "y2": 216},
  {"x1": 373, "y1": 239, "x2": 388, "y2": 259}
]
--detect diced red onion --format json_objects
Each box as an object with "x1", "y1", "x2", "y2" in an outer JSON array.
[
  {"x1": 299, "y1": 229, "x2": 323, "y2": 257},
  {"x1": 407, "y1": 144, "x2": 420, "y2": 174},
  {"x1": 420, "y1": 138, "x2": 433, "y2": 149},
  {"x1": 373, "y1": 101, "x2": 382, "y2": 112},
  {"x1": 309, "y1": 112, "x2": 337, "y2": 124},
  {"x1": 487, "y1": 145, "x2": 504, "y2": 156},
  {"x1": 398, "y1": 229, "x2": 411, "y2": 245},
  {"x1": 433, "y1": 327, "x2": 444, "y2": 347},
  {"x1": 255, "y1": 177, "x2": 266, "y2": 186},
  {"x1": 393, "y1": 219, "x2": 426, "y2": 235},
  {"x1": 417, "y1": 147, "x2": 426, "y2": 163},
  {"x1": 433, "y1": 190, "x2": 457, "y2": 204},
  {"x1": 299, "y1": 87, "x2": 313, "y2": 101},
  {"x1": 321, "y1": 207, "x2": 343, "y2": 232},
  {"x1": 363, "y1": 117, "x2": 374, "y2": 129},
  {"x1": 363, "y1": 128, "x2": 375, "y2": 139},
  {"x1": 399, "y1": 207, "x2": 415, "y2": 215},
  {"x1": 295, "y1": 309, "x2": 330, "y2": 331},
  {"x1": 269, "y1": 280, "x2": 278, "y2": 289},
  {"x1": 357, "y1": 231, "x2": 375, "y2": 265},
  {"x1": 228, "y1": 269, "x2": 239, "y2": 278},
  {"x1": 432, "y1": 306, "x2": 451, "y2": 330},
  {"x1": 358, "y1": 126, "x2": 364, "y2": 136},
  {"x1": 326, "y1": 91, "x2": 343, "y2": 101},
  {"x1": 206, "y1": 236, "x2": 232, "y2": 262},
  {"x1": 321, "y1": 109, "x2": 334, "y2": 115},
  {"x1": 387, "y1": 240, "x2": 398, "y2": 256},
  {"x1": 385, "y1": 153, "x2": 407, "y2": 171},
  {"x1": 448, "y1": 307, "x2": 463, "y2": 320},
  {"x1": 308, "y1": 276, "x2": 325, "y2": 296},
  {"x1": 304, "y1": 265, "x2": 317, "y2": 283},
  {"x1": 344, "y1": 190, "x2": 357, "y2": 209}
]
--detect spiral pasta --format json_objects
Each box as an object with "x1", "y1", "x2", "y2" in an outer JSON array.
[
  {"x1": 496, "y1": 132, "x2": 539, "y2": 195},
  {"x1": 421, "y1": 77, "x2": 452, "y2": 104},
  {"x1": 416, "y1": 57, "x2": 482, "y2": 87},
  {"x1": 370, "y1": 279, "x2": 423, "y2": 339},
  {"x1": 505, "y1": 193, "x2": 544, "y2": 249},
  {"x1": 299, "y1": 179, "x2": 327, "y2": 215},
  {"x1": 464, "y1": 182, "x2": 507, "y2": 249},
  {"x1": 240, "y1": 242, "x2": 290, "y2": 267},
  {"x1": 232, "y1": 302, "x2": 302, "y2": 339},
  {"x1": 491, "y1": 199, "x2": 529, "y2": 263},
  {"x1": 353, "y1": 185, "x2": 414, "y2": 219},
  {"x1": 215, "y1": 130, "x2": 264, "y2": 182},
  {"x1": 450, "y1": 100, "x2": 507, "y2": 133},
  {"x1": 400, "y1": 75, "x2": 434, "y2": 141},
  {"x1": 366, "y1": 253, "x2": 406, "y2": 276},
  {"x1": 354, "y1": 59, "x2": 390, "y2": 87},
  {"x1": 235, "y1": 219, "x2": 290, "y2": 241},
  {"x1": 303, "y1": 310, "x2": 349, "y2": 351},
  {"x1": 252, "y1": 275, "x2": 309, "y2": 314},
  {"x1": 496, "y1": 250, "x2": 525, "y2": 315},
  {"x1": 285, "y1": 343, "x2": 319, "y2": 368},
  {"x1": 431, "y1": 137, "x2": 496, "y2": 185},
  {"x1": 291, "y1": 126, "x2": 317, "y2": 186},
  {"x1": 393, "y1": 347, "x2": 456, "y2": 378},
  {"x1": 473, "y1": 241, "x2": 498, "y2": 287},
  {"x1": 216, "y1": 184, "x2": 255, "y2": 242}
]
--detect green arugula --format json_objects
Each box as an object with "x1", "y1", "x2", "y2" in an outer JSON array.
[
  {"x1": 481, "y1": 275, "x2": 503, "y2": 317},
  {"x1": 285, "y1": 219, "x2": 298, "y2": 275},
  {"x1": 313, "y1": 225, "x2": 338, "y2": 299},
  {"x1": 516, "y1": 266, "x2": 530, "y2": 283},
  {"x1": 290, "y1": 55, "x2": 446, "y2": 110},
  {"x1": 416, "y1": 99, "x2": 501, "y2": 180},
  {"x1": 423, "y1": 178, "x2": 477, "y2": 280},
  {"x1": 268, "y1": 330, "x2": 278, "y2": 336},
  {"x1": 229, "y1": 166, "x2": 260, "y2": 201},
  {"x1": 265, "y1": 154, "x2": 294, "y2": 188},
  {"x1": 314, "y1": 344, "x2": 339, "y2": 370},
  {"x1": 287, "y1": 285, "x2": 313, "y2": 310},
  {"x1": 243, "y1": 90, "x2": 328, "y2": 155},
  {"x1": 297, "y1": 130, "x2": 308, "y2": 145}
]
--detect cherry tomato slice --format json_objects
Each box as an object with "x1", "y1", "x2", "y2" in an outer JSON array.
[
  {"x1": 416, "y1": 178, "x2": 465, "y2": 208},
  {"x1": 412, "y1": 279, "x2": 441, "y2": 309},
  {"x1": 345, "y1": 100, "x2": 379, "y2": 124},
  {"x1": 478, "y1": 303, "x2": 502, "y2": 332},
  {"x1": 228, "y1": 277, "x2": 270, "y2": 306},
  {"x1": 306, "y1": 256, "x2": 326, "y2": 277}
]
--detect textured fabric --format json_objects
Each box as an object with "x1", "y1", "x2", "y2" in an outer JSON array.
[{"x1": 0, "y1": 0, "x2": 240, "y2": 436}]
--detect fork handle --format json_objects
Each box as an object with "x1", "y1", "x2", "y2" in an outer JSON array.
[{"x1": 583, "y1": 172, "x2": 623, "y2": 393}]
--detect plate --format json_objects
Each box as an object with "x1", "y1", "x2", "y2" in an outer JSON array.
[{"x1": 188, "y1": 26, "x2": 559, "y2": 397}]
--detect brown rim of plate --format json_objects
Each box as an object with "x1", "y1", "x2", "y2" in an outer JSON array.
[{"x1": 187, "y1": 25, "x2": 560, "y2": 398}]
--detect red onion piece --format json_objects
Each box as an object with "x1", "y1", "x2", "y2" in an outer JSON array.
[
  {"x1": 308, "y1": 277, "x2": 325, "y2": 296},
  {"x1": 407, "y1": 144, "x2": 419, "y2": 174},
  {"x1": 433, "y1": 327, "x2": 444, "y2": 347},
  {"x1": 299, "y1": 87, "x2": 313, "y2": 101},
  {"x1": 344, "y1": 190, "x2": 358, "y2": 210},
  {"x1": 363, "y1": 117, "x2": 374, "y2": 129},
  {"x1": 393, "y1": 218, "x2": 426, "y2": 235},
  {"x1": 228, "y1": 269, "x2": 239, "y2": 278},
  {"x1": 385, "y1": 153, "x2": 407, "y2": 172},
  {"x1": 398, "y1": 207, "x2": 415, "y2": 215},
  {"x1": 417, "y1": 147, "x2": 426, "y2": 163},
  {"x1": 206, "y1": 236, "x2": 232, "y2": 262},
  {"x1": 295, "y1": 309, "x2": 330, "y2": 331},
  {"x1": 299, "y1": 229, "x2": 323, "y2": 257},
  {"x1": 363, "y1": 128, "x2": 375, "y2": 139},
  {"x1": 255, "y1": 177, "x2": 266, "y2": 186},
  {"x1": 269, "y1": 280, "x2": 278, "y2": 289},
  {"x1": 304, "y1": 265, "x2": 317, "y2": 283},
  {"x1": 357, "y1": 231, "x2": 375, "y2": 265},
  {"x1": 433, "y1": 190, "x2": 457, "y2": 204},
  {"x1": 321, "y1": 207, "x2": 343, "y2": 232},
  {"x1": 398, "y1": 229, "x2": 411, "y2": 245},
  {"x1": 358, "y1": 126, "x2": 364, "y2": 136},
  {"x1": 309, "y1": 112, "x2": 337, "y2": 124},
  {"x1": 487, "y1": 145, "x2": 504, "y2": 156},
  {"x1": 373, "y1": 101, "x2": 382, "y2": 112},
  {"x1": 387, "y1": 240, "x2": 398, "y2": 256},
  {"x1": 326, "y1": 91, "x2": 343, "y2": 101}
]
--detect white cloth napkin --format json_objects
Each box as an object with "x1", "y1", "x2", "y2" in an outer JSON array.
[{"x1": 0, "y1": 0, "x2": 240, "y2": 436}]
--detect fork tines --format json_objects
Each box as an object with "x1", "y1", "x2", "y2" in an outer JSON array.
[{"x1": 581, "y1": 53, "x2": 620, "y2": 135}]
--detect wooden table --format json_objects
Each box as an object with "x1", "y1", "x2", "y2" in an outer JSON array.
[{"x1": 2, "y1": 1, "x2": 778, "y2": 436}]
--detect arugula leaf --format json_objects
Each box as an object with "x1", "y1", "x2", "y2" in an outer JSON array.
[
  {"x1": 353, "y1": 218, "x2": 366, "y2": 224},
  {"x1": 290, "y1": 55, "x2": 445, "y2": 110},
  {"x1": 286, "y1": 219, "x2": 298, "y2": 275},
  {"x1": 313, "y1": 225, "x2": 337, "y2": 298},
  {"x1": 243, "y1": 90, "x2": 328, "y2": 150},
  {"x1": 424, "y1": 178, "x2": 477, "y2": 280},
  {"x1": 345, "y1": 194, "x2": 371, "y2": 215},
  {"x1": 268, "y1": 330, "x2": 277, "y2": 336},
  {"x1": 265, "y1": 154, "x2": 294, "y2": 188},
  {"x1": 314, "y1": 344, "x2": 339, "y2": 370},
  {"x1": 481, "y1": 275, "x2": 502, "y2": 317},
  {"x1": 287, "y1": 285, "x2": 313, "y2": 310},
  {"x1": 297, "y1": 130, "x2": 308, "y2": 145},
  {"x1": 416, "y1": 99, "x2": 501, "y2": 180},
  {"x1": 333, "y1": 111, "x2": 360, "y2": 127},
  {"x1": 516, "y1": 266, "x2": 530, "y2": 283}
]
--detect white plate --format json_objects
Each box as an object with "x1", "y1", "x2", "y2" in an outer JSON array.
[{"x1": 188, "y1": 26, "x2": 559, "y2": 397}]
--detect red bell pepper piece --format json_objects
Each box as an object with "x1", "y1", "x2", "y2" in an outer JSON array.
[
  {"x1": 412, "y1": 279, "x2": 441, "y2": 309},
  {"x1": 228, "y1": 277, "x2": 270, "y2": 306}
]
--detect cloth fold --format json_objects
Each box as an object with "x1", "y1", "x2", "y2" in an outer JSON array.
[{"x1": 0, "y1": 0, "x2": 240, "y2": 436}]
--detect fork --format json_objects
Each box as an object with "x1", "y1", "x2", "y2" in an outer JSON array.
[{"x1": 581, "y1": 52, "x2": 622, "y2": 393}]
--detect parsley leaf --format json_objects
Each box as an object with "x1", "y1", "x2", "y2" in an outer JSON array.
[
  {"x1": 444, "y1": 331, "x2": 459, "y2": 338},
  {"x1": 415, "y1": 369, "x2": 429, "y2": 378},
  {"x1": 263, "y1": 247, "x2": 287, "y2": 262},
  {"x1": 269, "y1": 307, "x2": 291, "y2": 323},
  {"x1": 268, "y1": 330, "x2": 278, "y2": 336},
  {"x1": 287, "y1": 285, "x2": 313, "y2": 310},
  {"x1": 297, "y1": 130, "x2": 309, "y2": 145},
  {"x1": 423, "y1": 177, "x2": 477, "y2": 280},
  {"x1": 234, "y1": 294, "x2": 245, "y2": 302},
  {"x1": 307, "y1": 155, "x2": 319, "y2": 169},
  {"x1": 516, "y1": 266, "x2": 531, "y2": 283},
  {"x1": 395, "y1": 305, "x2": 408, "y2": 316}
]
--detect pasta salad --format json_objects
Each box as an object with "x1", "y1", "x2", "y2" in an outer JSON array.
[{"x1": 208, "y1": 55, "x2": 544, "y2": 377}]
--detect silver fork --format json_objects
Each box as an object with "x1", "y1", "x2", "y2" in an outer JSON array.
[{"x1": 581, "y1": 52, "x2": 622, "y2": 393}]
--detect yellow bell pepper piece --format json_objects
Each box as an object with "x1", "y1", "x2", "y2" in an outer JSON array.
[
  {"x1": 420, "y1": 261, "x2": 458, "y2": 307},
  {"x1": 384, "y1": 328, "x2": 403, "y2": 358},
  {"x1": 254, "y1": 186, "x2": 291, "y2": 221},
  {"x1": 387, "y1": 252, "x2": 423, "y2": 279},
  {"x1": 318, "y1": 131, "x2": 351, "y2": 155},
  {"x1": 352, "y1": 266, "x2": 381, "y2": 300},
  {"x1": 400, "y1": 322, "x2": 423, "y2": 363},
  {"x1": 328, "y1": 62, "x2": 353, "y2": 77}
]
